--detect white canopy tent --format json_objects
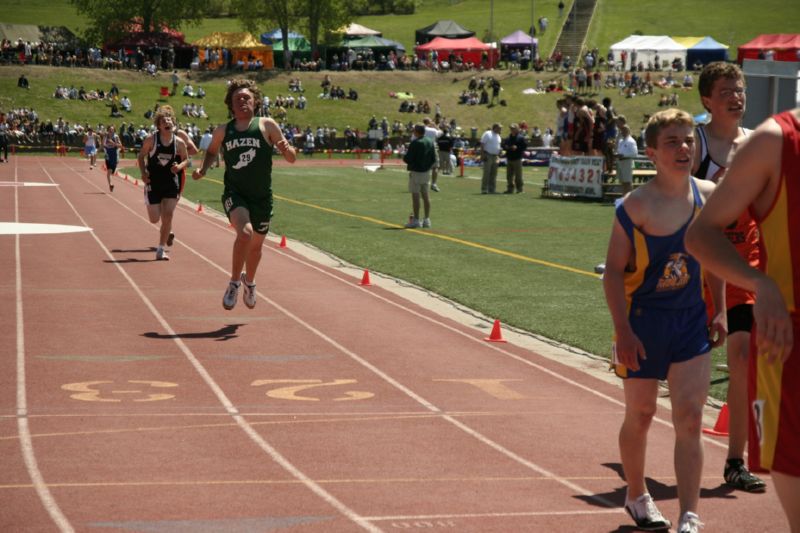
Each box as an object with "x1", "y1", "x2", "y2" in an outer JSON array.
[
  {"x1": 609, "y1": 35, "x2": 687, "y2": 70},
  {"x1": 340, "y1": 23, "x2": 382, "y2": 38}
]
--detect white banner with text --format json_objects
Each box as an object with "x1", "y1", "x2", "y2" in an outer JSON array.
[{"x1": 547, "y1": 155, "x2": 605, "y2": 198}]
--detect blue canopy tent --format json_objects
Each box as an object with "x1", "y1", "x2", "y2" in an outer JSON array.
[{"x1": 686, "y1": 36, "x2": 728, "y2": 67}]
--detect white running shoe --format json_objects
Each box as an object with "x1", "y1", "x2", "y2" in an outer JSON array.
[
  {"x1": 422, "y1": 218, "x2": 432, "y2": 228},
  {"x1": 241, "y1": 272, "x2": 256, "y2": 309},
  {"x1": 624, "y1": 493, "x2": 671, "y2": 531},
  {"x1": 404, "y1": 218, "x2": 422, "y2": 228},
  {"x1": 223, "y1": 281, "x2": 240, "y2": 310},
  {"x1": 677, "y1": 512, "x2": 704, "y2": 533},
  {"x1": 155, "y1": 247, "x2": 169, "y2": 261}
]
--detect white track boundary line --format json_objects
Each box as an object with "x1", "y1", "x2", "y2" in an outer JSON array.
[
  {"x1": 59, "y1": 161, "x2": 621, "y2": 513},
  {"x1": 44, "y1": 161, "x2": 380, "y2": 533},
  {"x1": 14, "y1": 159, "x2": 75, "y2": 532}
]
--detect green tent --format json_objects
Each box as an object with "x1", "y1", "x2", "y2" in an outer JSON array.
[
  {"x1": 340, "y1": 36, "x2": 406, "y2": 54},
  {"x1": 271, "y1": 36, "x2": 312, "y2": 68}
]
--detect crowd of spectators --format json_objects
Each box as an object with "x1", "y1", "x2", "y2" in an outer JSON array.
[{"x1": 457, "y1": 76, "x2": 502, "y2": 106}]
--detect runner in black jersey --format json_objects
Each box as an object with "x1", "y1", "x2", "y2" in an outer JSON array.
[
  {"x1": 193, "y1": 78, "x2": 296, "y2": 310},
  {"x1": 137, "y1": 106, "x2": 189, "y2": 261}
]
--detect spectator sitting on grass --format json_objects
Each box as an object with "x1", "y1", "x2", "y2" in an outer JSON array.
[
  {"x1": 120, "y1": 96, "x2": 131, "y2": 112},
  {"x1": 182, "y1": 84, "x2": 195, "y2": 97},
  {"x1": 196, "y1": 86, "x2": 206, "y2": 98},
  {"x1": 110, "y1": 100, "x2": 123, "y2": 118}
]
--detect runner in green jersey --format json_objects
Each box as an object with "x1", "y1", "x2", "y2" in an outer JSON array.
[{"x1": 193, "y1": 78, "x2": 296, "y2": 310}]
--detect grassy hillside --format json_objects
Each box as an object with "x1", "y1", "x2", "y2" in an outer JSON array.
[
  {"x1": 585, "y1": 0, "x2": 800, "y2": 58},
  {"x1": 3, "y1": 0, "x2": 796, "y2": 59},
  {"x1": 3, "y1": 64, "x2": 705, "y2": 144}
]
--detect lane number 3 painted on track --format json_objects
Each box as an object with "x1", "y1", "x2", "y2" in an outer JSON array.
[{"x1": 62, "y1": 380, "x2": 178, "y2": 402}]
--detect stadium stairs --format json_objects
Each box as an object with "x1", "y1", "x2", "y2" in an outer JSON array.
[{"x1": 551, "y1": 0, "x2": 598, "y2": 62}]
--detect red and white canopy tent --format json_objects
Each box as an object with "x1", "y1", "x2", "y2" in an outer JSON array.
[{"x1": 416, "y1": 36, "x2": 498, "y2": 69}]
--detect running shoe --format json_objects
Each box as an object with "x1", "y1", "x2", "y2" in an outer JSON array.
[
  {"x1": 431, "y1": 183, "x2": 440, "y2": 192},
  {"x1": 404, "y1": 218, "x2": 422, "y2": 228},
  {"x1": 155, "y1": 247, "x2": 169, "y2": 261},
  {"x1": 724, "y1": 459, "x2": 766, "y2": 492},
  {"x1": 166, "y1": 232, "x2": 175, "y2": 247},
  {"x1": 223, "y1": 281, "x2": 240, "y2": 310},
  {"x1": 422, "y1": 218, "x2": 432, "y2": 228},
  {"x1": 241, "y1": 272, "x2": 256, "y2": 309},
  {"x1": 110, "y1": 184, "x2": 114, "y2": 192},
  {"x1": 624, "y1": 493, "x2": 671, "y2": 531},
  {"x1": 677, "y1": 511, "x2": 704, "y2": 533}
]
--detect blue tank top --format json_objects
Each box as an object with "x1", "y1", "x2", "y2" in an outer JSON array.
[{"x1": 616, "y1": 178, "x2": 705, "y2": 309}]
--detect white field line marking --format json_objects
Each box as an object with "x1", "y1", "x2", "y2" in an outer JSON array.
[
  {"x1": 363, "y1": 508, "x2": 624, "y2": 521},
  {"x1": 14, "y1": 159, "x2": 75, "y2": 532},
  {"x1": 62, "y1": 163, "x2": 618, "y2": 509},
  {"x1": 45, "y1": 162, "x2": 380, "y2": 533}
]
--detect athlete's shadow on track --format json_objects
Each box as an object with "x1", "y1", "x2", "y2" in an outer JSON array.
[
  {"x1": 105, "y1": 248, "x2": 160, "y2": 263},
  {"x1": 111, "y1": 248, "x2": 158, "y2": 253},
  {"x1": 143, "y1": 323, "x2": 244, "y2": 341},
  {"x1": 576, "y1": 462, "x2": 739, "y2": 532}
]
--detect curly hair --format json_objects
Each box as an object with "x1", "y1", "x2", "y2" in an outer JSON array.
[
  {"x1": 698, "y1": 62, "x2": 744, "y2": 101},
  {"x1": 153, "y1": 105, "x2": 176, "y2": 129},
  {"x1": 224, "y1": 78, "x2": 263, "y2": 115},
  {"x1": 645, "y1": 108, "x2": 694, "y2": 148}
]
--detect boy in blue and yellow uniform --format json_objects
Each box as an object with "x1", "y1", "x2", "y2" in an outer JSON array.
[{"x1": 603, "y1": 109, "x2": 726, "y2": 533}]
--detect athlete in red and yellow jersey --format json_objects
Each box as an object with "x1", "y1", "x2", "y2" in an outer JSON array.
[{"x1": 687, "y1": 108, "x2": 800, "y2": 532}]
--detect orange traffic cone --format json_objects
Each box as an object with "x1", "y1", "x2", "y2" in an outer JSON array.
[
  {"x1": 360, "y1": 269, "x2": 372, "y2": 286},
  {"x1": 278, "y1": 235, "x2": 287, "y2": 248},
  {"x1": 484, "y1": 319, "x2": 507, "y2": 343},
  {"x1": 703, "y1": 403, "x2": 730, "y2": 436},
  {"x1": 196, "y1": 201, "x2": 204, "y2": 213},
  {"x1": 134, "y1": 179, "x2": 139, "y2": 187}
]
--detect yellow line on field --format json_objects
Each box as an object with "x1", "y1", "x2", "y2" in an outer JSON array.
[
  {"x1": 276, "y1": 195, "x2": 598, "y2": 278},
  {"x1": 194, "y1": 176, "x2": 597, "y2": 278}
]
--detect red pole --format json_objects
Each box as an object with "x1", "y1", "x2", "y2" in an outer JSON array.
[
  {"x1": 328, "y1": 149, "x2": 332, "y2": 159},
  {"x1": 460, "y1": 152, "x2": 465, "y2": 177}
]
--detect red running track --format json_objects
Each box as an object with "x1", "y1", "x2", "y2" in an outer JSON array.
[{"x1": 0, "y1": 156, "x2": 788, "y2": 532}]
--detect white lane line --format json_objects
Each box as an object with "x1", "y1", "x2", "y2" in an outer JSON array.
[
  {"x1": 275, "y1": 247, "x2": 729, "y2": 455},
  {"x1": 57, "y1": 162, "x2": 622, "y2": 520},
  {"x1": 65, "y1": 165, "x2": 617, "y2": 510},
  {"x1": 45, "y1": 162, "x2": 381, "y2": 532},
  {"x1": 14, "y1": 160, "x2": 75, "y2": 532}
]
